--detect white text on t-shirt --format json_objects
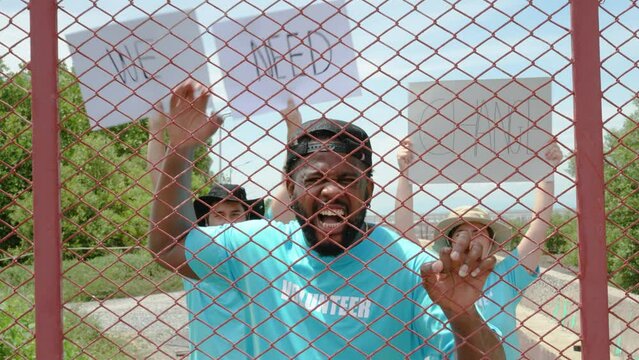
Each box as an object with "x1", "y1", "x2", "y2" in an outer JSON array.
[{"x1": 280, "y1": 280, "x2": 372, "y2": 319}]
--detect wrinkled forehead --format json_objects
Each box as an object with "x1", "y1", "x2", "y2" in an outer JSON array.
[{"x1": 290, "y1": 150, "x2": 368, "y2": 179}]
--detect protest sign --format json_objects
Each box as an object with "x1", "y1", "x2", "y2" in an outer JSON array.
[
  {"x1": 210, "y1": 1, "x2": 360, "y2": 118},
  {"x1": 66, "y1": 10, "x2": 209, "y2": 129},
  {"x1": 408, "y1": 77, "x2": 553, "y2": 184}
]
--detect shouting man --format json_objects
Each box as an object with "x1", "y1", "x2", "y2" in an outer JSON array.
[{"x1": 150, "y1": 81, "x2": 505, "y2": 359}]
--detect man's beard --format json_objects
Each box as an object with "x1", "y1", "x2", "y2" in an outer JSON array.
[{"x1": 291, "y1": 202, "x2": 368, "y2": 257}]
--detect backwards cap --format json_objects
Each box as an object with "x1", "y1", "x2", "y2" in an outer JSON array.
[{"x1": 284, "y1": 118, "x2": 373, "y2": 174}]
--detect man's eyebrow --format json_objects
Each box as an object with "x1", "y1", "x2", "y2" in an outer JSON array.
[{"x1": 300, "y1": 168, "x2": 323, "y2": 179}]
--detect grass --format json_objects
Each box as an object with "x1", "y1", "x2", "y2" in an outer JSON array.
[
  {"x1": 0, "y1": 250, "x2": 183, "y2": 358},
  {"x1": 1, "y1": 249, "x2": 182, "y2": 303},
  {"x1": 0, "y1": 289, "x2": 144, "y2": 359}
]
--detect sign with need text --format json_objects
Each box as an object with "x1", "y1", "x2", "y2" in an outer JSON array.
[
  {"x1": 66, "y1": 11, "x2": 209, "y2": 129},
  {"x1": 408, "y1": 77, "x2": 553, "y2": 184},
  {"x1": 211, "y1": 1, "x2": 360, "y2": 118}
]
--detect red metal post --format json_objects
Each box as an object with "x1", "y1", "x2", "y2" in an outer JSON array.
[
  {"x1": 570, "y1": 1, "x2": 609, "y2": 359},
  {"x1": 30, "y1": 0, "x2": 62, "y2": 358}
]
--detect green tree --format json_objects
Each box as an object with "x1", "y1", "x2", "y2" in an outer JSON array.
[
  {"x1": 0, "y1": 63, "x2": 32, "y2": 251},
  {"x1": 1, "y1": 62, "x2": 211, "y2": 256},
  {"x1": 603, "y1": 100, "x2": 639, "y2": 292},
  {"x1": 564, "y1": 100, "x2": 639, "y2": 292},
  {"x1": 543, "y1": 211, "x2": 578, "y2": 256}
]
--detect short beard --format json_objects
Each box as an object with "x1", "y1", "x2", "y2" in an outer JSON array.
[{"x1": 292, "y1": 202, "x2": 368, "y2": 257}]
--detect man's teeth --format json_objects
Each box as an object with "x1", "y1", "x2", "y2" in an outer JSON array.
[
  {"x1": 319, "y1": 209, "x2": 345, "y2": 217},
  {"x1": 320, "y1": 222, "x2": 341, "y2": 229}
]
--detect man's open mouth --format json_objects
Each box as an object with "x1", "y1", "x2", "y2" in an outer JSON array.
[{"x1": 316, "y1": 208, "x2": 346, "y2": 231}]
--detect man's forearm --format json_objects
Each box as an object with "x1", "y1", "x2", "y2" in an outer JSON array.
[
  {"x1": 446, "y1": 308, "x2": 505, "y2": 360},
  {"x1": 149, "y1": 146, "x2": 197, "y2": 257}
]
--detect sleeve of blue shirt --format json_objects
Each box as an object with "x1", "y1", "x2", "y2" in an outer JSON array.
[
  {"x1": 184, "y1": 223, "x2": 250, "y2": 281},
  {"x1": 184, "y1": 219, "x2": 283, "y2": 282}
]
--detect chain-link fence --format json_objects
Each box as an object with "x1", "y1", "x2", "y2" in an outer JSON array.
[{"x1": 1, "y1": 0, "x2": 637, "y2": 359}]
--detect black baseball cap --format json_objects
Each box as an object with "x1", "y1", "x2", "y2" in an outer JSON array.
[
  {"x1": 284, "y1": 118, "x2": 373, "y2": 174},
  {"x1": 193, "y1": 183, "x2": 265, "y2": 225}
]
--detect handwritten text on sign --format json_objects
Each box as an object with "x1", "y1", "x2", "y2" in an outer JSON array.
[
  {"x1": 407, "y1": 78, "x2": 553, "y2": 184},
  {"x1": 66, "y1": 11, "x2": 209, "y2": 129},
  {"x1": 211, "y1": 0, "x2": 360, "y2": 118}
]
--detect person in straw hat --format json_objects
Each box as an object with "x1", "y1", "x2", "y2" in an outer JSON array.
[
  {"x1": 370, "y1": 135, "x2": 562, "y2": 358},
  {"x1": 394, "y1": 140, "x2": 563, "y2": 360}
]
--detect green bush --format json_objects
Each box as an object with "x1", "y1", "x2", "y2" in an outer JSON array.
[
  {"x1": 501, "y1": 212, "x2": 578, "y2": 257},
  {"x1": 63, "y1": 250, "x2": 182, "y2": 302},
  {"x1": 0, "y1": 63, "x2": 32, "y2": 251},
  {"x1": 545, "y1": 212, "x2": 578, "y2": 255},
  {"x1": 1, "y1": 250, "x2": 182, "y2": 357},
  {"x1": 1, "y1": 61, "x2": 211, "y2": 257},
  {"x1": 603, "y1": 104, "x2": 639, "y2": 292},
  {"x1": 0, "y1": 291, "x2": 35, "y2": 358}
]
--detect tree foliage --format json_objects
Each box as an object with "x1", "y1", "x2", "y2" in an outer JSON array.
[
  {"x1": 0, "y1": 63, "x2": 32, "y2": 251},
  {"x1": 0, "y1": 62, "x2": 211, "y2": 256},
  {"x1": 603, "y1": 100, "x2": 639, "y2": 292}
]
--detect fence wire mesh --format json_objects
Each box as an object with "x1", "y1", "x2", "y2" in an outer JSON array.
[
  {"x1": 1, "y1": 1, "x2": 36, "y2": 358},
  {"x1": 599, "y1": 1, "x2": 639, "y2": 359},
  {"x1": 0, "y1": 0, "x2": 637, "y2": 359}
]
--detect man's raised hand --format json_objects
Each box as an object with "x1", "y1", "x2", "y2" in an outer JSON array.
[{"x1": 167, "y1": 80, "x2": 222, "y2": 149}]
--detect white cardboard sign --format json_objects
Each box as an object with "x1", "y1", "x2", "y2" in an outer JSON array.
[
  {"x1": 210, "y1": 1, "x2": 360, "y2": 118},
  {"x1": 65, "y1": 11, "x2": 209, "y2": 129},
  {"x1": 408, "y1": 78, "x2": 553, "y2": 184}
]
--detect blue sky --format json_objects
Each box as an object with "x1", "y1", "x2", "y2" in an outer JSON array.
[{"x1": 1, "y1": 0, "x2": 637, "y2": 216}]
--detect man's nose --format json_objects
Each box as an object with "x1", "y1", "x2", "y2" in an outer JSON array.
[{"x1": 319, "y1": 180, "x2": 343, "y2": 199}]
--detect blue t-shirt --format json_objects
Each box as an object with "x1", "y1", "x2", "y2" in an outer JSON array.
[
  {"x1": 477, "y1": 249, "x2": 538, "y2": 360},
  {"x1": 182, "y1": 275, "x2": 251, "y2": 359},
  {"x1": 184, "y1": 220, "x2": 461, "y2": 359},
  {"x1": 182, "y1": 205, "x2": 278, "y2": 359}
]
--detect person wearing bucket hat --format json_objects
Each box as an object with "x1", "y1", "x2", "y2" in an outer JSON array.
[
  {"x1": 150, "y1": 80, "x2": 506, "y2": 359},
  {"x1": 147, "y1": 103, "x2": 301, "y2": 226},
  {"x1": 394, "y1": 140, "x2": 564, "y2": 360},
  {"x1": 193, "y1": 183, "x2": 265, "y2": 226},
  {"x1": 432, "y1": 206, "x2": 512, "y2": 257},
  {"x1": 146, "y1": 95, "x2": 300, "y2": 359}
]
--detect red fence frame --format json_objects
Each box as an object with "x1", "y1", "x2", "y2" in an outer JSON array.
[
  {"x1": 571, "y1": 1, "x2": 610, "y2": 359},
  {"x1": 30, "y1": 0, "x2": 63, "y2": 359}
]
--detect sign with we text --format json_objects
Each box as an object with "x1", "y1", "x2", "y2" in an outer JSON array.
[{"x1": 66, "y1": 10, "x2": 209, "y2": 129}]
